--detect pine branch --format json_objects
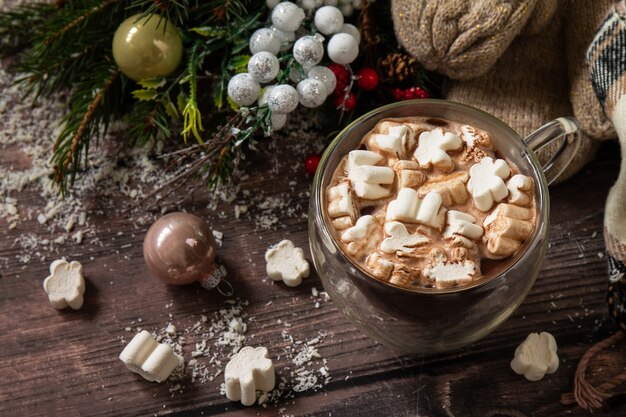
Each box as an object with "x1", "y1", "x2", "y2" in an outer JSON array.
[
  {"x1": 0, "y1": 3, "x2": 54, "y2": 56},
  {"x1": 51, "y1": 63, "x2": 125, "y2": 193}
]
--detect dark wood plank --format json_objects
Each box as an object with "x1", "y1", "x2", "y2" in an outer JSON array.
[{"x1": 1, "y1": 125, "x2": 624, "y2": 417}]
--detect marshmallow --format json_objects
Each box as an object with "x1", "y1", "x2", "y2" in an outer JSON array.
[
  {"x1": 365, "y1": 252, "x2": 394, "y2": 280},
  {"x1": 346, "y1": 150, "x2": 395, "y2": 199},
  {"x1": 386, "y1": 188, "x2": 446, "y2": 229},
  {"x1": 506, "y1": 174, "x2": 534, "y2": 207},
  {"x1": 443, "y1": 210, "x2": 484, "y2": 248},
  {"x1": 225, "y1": 346, "x2": 275, "y2": 406},
  {"x1": 511, "y1": 332, "x2": 559, "y2": 381},
  {"x1": 327, "y1": 181, "x2": 358, "y2": 229},
  {"x1": 393, "y1": 160, "x2": 426, "y2": 189},
  {"x1": 43, "y1": 259, "x2": 85, "y2": 310},
  {"x1": 460, "y1": 125, "x2": 492, "y2": 149},
  {"x1": 418, "y1": 171, "x2": 469, "y2": 206},
  {"x1": 119, "y1": 330, "x2": 183, "y2": 382},
  {"x1": 414, "y1": 128, "x2": 463, "y2": 171},
  {"x1": 380, "y1": 222, "x2": 429, "y2": 254},
  {"x1": 389, "y1": 264, "x2": 419, "y2": 287},
  {"x1": 467, "y1": 157, "x2": 511, "y2": 211},
  {"x1": 483, "y1": 203, "x2": 535, "y2": 258},
  {"x1": 423, "y1": 249, "x2": 477, "y2": 289},
  {"x1": 368, "y1": 123, "x2": 416, "y2": 159},
  {"x1": 341, "y1": 215, "x2": 383, "y2": 258},
  {"x1": 265, "y1": 240, "x2": 310, "y2": 287}
]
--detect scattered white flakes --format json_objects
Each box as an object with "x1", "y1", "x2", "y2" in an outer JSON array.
[
  {"x1": 591, "y1": 231, "x2": 598, "y2": 239},
  {"x1": 311, "y1": 287, "x2": 318, "y2": 297},
  {"x1": 37, "y1": 213, "x2": 47, "y2": 224},
  {"x1": 597, "y1": 252, "x2": 605, "y2": 259},
  {"x1": 72, "y1": 231, "x2": 84, "y2": 244}
]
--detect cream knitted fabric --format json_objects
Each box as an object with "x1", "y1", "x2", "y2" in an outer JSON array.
[{"x1": 391, "y1": 0, "x2": 546, "y2": 80}]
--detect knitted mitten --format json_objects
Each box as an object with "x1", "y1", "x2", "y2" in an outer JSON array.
[{"x1": 588, "y1": 1, "x2": 626, "y2": 333}]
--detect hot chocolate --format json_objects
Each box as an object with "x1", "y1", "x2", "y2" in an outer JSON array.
[{"x1": 325, "y1": 117, "x2": 538, "y2": 289}]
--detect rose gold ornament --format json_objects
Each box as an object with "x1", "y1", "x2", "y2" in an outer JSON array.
[{"x1": 143, "y1": 212, "x2": 229, "y2": 292}]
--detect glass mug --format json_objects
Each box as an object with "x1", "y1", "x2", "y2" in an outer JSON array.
[{"x1": 308, "y1": 99, "x2": 581, "y2": 354}]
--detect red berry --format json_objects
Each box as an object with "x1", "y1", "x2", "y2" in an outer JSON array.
[
  {"x1": 327, "y1": 63, "x2": 350, "y2": 95},
  {"x1": 305, "y1": 154, "x2": 322, "y2": 175},
  {"x1": 356, "y1": 67, "x2": 379, "y2": 91},
  {"x1": 333, "y1": 91, "x2": 357, "y2": 111}
]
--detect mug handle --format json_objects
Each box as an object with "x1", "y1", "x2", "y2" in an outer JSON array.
[{"x1": 523, "y1": 117, "x2": 582, "y2": 185}]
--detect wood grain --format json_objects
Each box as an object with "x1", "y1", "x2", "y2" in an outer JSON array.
[{"x1": 1, "y1": 137, "x2": 625, "y2": 417}]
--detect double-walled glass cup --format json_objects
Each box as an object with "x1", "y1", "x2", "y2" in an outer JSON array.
[{"x1": 309, "y1": 100, "x2": 581, "y2": 354}]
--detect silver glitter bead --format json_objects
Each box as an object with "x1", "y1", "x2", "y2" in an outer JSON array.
[
  {"x1": 292, "y1": 35, "x2": 325, "y2": 67},
  {"x1": 271, "y1": 2, "x2": 305, "y2": 32},
  {"x1": 248, "y1": 52, "x2": 280, "y2": 83},
  {"x1": 314, "y1": 5, "x2": 344, "y2": 35},
  {"x1": 267, "y1": 84, "x2": 299, "y2": 114},
  {"x1": 227, "y1": 73, "x2": 261, "y2": 106},
  {"x1": 249, "y1": 28, "x2": 281, "y2": 55},
  {"x1": 307, "y1": 66, "x2": 337, "y2": 95},
  {"x1": 297, "y1": 79, "x2": 327, "y2": 108}
]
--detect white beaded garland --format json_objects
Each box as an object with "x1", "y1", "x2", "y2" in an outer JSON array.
[
  {"x1": 248, "y1": 52, "x2": 280, "y2": 83},
  {"x1": 314, "y1": 6, "x2": 344, "y2": 35},
  {"x1": 297, "y1": 79, "x2": 327, "y2": 108},
  {"x1": 271, "y1": 27, "x2": 296, "y2": 52},
  {"x1": 292, "y1": 35, "x2": 325, "y2": 67},
  {"x1": 249, "y1": 28, "x2": 281, "y2": 55},
  {"x1": 258, "y1": 85, "x2": 276, "y2": 106},
  {"x1": 339, "y1": 23, "x2": 361, "y2": 45},
  {"x1": 327, "y1": 33, "x2": 358, "y2": 64},
  {"x1": 267, "y1": 84, "x2": 299, "y2": 114},
  {"x1": 271, "y1": 113, "x2": 288, "y2": 131},
  {"x1": 307, "y1": 66, "x2": 337, "y2": 94},
  {"x1": 339, "y1": 4, "x2": 353, "y2": 16},
  {"x1": 271, "y1": 2, "x2": 305, "y2": 32},
  {"x1": 266, "y1": 0, "x2": 281, "y2": 8},
  {"x1": 289, "y1": 66, "x2": 307, "y2": 83},
  {"x1": 227, "y1": 73, "x2": 261, "y2": 107},
  {"x1": 323, "y1": 0, "x2": 338, "y2": 5},
  {"x1": 301, "y1": 0, "x2": 323, "y2": 10}
]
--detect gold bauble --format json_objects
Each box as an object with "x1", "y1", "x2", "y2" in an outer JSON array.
[{"x1": 112, "y1": 14, "x2": 183, "y2": 81}]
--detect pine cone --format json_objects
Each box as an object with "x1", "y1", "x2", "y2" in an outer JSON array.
[{"x1": 380, "y1": 53, "x2": 419, "y2": 83}]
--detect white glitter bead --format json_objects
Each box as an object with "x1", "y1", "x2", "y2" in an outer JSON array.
[
  {"x1": 289, "y1": 64, "x2": 312, "y2": 83},
  {"x1": 327, "y1": 33, "x2": 358, "y2": 64},
  {"x1": 340, "y1": 4, "x2": 353, "y2": 16},
  {"x1": 267, "y1": 84, "x2": 299, "y2": 114},
  {"x1": 248, "y1": 52, "x2": 280, "y2": 83},
  {"x1": 293, "y1": 35, "x2": 325, "y2": 67},
  {"x1": 324, "y1": 0, "x2": 338, "y2": 5},
  {"x1": 339, "y1": 23, "x2": 360, "y2": 44},
  {"x1": 271, "y1": 113, "x2": 288, "y2": 131},
  {"x1": 297, "y1": 79, "x2": 327, "y2": 108},
  {"x1": 249, "y1": 28, "x2": 281, "y2": 55},
  {"x1": 271, "y1": 26, "x2": 296, "y2": 52},
  {"x1": 314, "y1": 6, "x2": 344, "y2": 35},
  {"x1": 307, "y1": 66, "x2": 337, "y2": 94},
  {"x1": 271, "y1": 2, "x2": 305, "y2": 32},
  {"x1": 227, "y1": 73, "x2": 261, "y2": 106},
  {"x1": 258, "y1": 85, "x2": 276, "y2": 106},
  {"x1": 301, "y1": 0, "x2": 323, "y2": 10},
  {"x1": 352, "y1": 0, "x2": 363, "y2": 9},
  {"x1": 266, "y1": 0, "x2": 281, "y2": 8}
]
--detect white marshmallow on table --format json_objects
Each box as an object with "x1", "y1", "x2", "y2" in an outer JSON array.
[
  {"x1": 341, "y1": 215, "x2": 383, "y2": 258},
  {"x1": 414, "y1": 128, "x2": 463, "y2": 171},
  {"x1": 225, "y1": 346, "x2": 275, "y2": 406},
  {"x1": 386, "y1": 188, "x2": 446, "y2": 229},
  {"x1": 368, "y1": 124, "x2": 416, "y2": 159},
  {"x1": 506, "y1": 174, "x2": 534, "y2": 206},
  {"x1": 443, "y1": 211, "x2": 483, "y2": 248},
  {"x1": 346, "y1": 150, "x2": 394, "y2": 199},
  {"x1": 467, "y1": 156, "x2": 511, "y2": 211},
  {"x1": 380, "y1": 222, "x2": 429, "y2": 254},
  {"x1": 511, "y1": 332, "x2": 559, "y2": 381},
  {"x1": 43, "y1": 259, "x2": 85, "y2": 310},
  {"x1": 423, "y1": 249, "x2": 476, "y2": 288},
  {"x1": 119, "y1": 330, "x2": 183, "y2": 383},
  {"x1": 265, "y1": 240, "x2": 310, "y2": 287}
]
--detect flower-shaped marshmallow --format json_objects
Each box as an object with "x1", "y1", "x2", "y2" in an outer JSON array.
[
  {"x1": 346, "y1": 150, "x2": 395, "y2": 199},
  {"x1": 265, "y1": 240, "x2": 310, "y2": 287},
  {"x1": 467, "y1": 157, "x2": 511, "y2": 211},
  {"x1": 506, "y1": 174, "x2": 534, "y2": 206},
  {"x1": 510, "y1": 332, "x2": 559, "y2": 381},
  {"x1": 225, "y1": 346, "x2": 275, "y2": 406},
  {"x1": 119, "y1": 330, "x2": 183, "y2": 382},
  {"x1": 327, "y1": 181, "x2": 358, "y2": 230},
  {"x1": 423, "y1": 248, "x2": 477, "y2": 289},
  {"x1": 341, "y1": 215, "x2": 384, "y2": 258},
  {"x1": 386, "y1": 188, "x2": 446, "y2": 229},
  {"x1": 43, "y1": 259, "x2": 85, "y2": 310},
  {"x1": 413, "y1": 128, "x2": 463, "y2": 171},
  {"x1": 368, "y1": 123, "x2": 416, "y2": 159},
  {"x1": 380, "y1": 222, "x2": 429, "y2": 255},
  {"x1": 443, "y1": 211, "x2": 483, "y2": 248}
]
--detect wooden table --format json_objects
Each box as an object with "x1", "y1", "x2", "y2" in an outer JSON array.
[{"x1": 1, "y1": 128, "x2": 625, "y2": 416}]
